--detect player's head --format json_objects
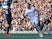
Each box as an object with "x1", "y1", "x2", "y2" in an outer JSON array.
[{"x1": 27, "y1": 3, "x2": 31, "y2": 9}]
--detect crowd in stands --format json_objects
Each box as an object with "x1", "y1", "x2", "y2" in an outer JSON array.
[{"x1": 0, "y1": 0, "x2": 52, "y2": 33}]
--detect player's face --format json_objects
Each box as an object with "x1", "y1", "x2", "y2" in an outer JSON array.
[{"x1": 27, "y1": 4, "x2": 31, "y2": 9}]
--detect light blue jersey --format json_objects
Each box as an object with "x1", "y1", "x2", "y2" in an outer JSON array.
[{"x1": 25, "y1": 7, "x2": 39, "y2": 26}]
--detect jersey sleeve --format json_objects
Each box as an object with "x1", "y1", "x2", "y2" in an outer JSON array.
[{"x1": 35, "y1": 8, "x2": 43, "y2": 15}]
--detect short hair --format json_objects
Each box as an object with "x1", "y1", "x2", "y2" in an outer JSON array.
[
  {"x1": 27, "y1": 3, "x2": 31, "y2": 6},
  {"x1": 27, "y1": 3, "x2": 31, "y2": 9}
]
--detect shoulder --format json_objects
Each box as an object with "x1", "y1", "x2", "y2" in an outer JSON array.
[
  {"x1": 31, "y1": 7, "x2": 37, "y2": 10},
  {"x1": 31, "y1": 7, "x2": 35, "y2": 9}
]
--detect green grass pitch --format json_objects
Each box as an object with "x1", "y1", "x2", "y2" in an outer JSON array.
[{"x1": 0, "y1": 34, "x2": 52, "y2": 39}]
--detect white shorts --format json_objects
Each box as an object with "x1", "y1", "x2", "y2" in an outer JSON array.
[{"x1": 30, "y1": 17, "x2": 39, "y2": 26}]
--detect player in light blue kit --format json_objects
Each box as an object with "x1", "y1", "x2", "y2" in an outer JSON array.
[{"x1": 25, "y1": 3, "x2": 43, "y2": 37}]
